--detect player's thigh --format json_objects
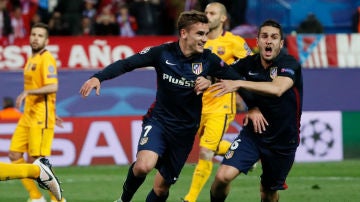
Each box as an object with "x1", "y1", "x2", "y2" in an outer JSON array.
[
  {"x1": 138, "y1": 119, "x2": 167, "y2": 156},
  {"x1": 222, "y1": 130, "x2": 259, "y2": 174},
  {"x1": 158, "y1": 132, "x2": 195, "y2": 185},
  {"x1": 29, "y1": 127, "x2": 54, "y2": 157},
  {"x1": 136, "y1": 150, "x2": 159, "y2": 172},
  {"x1": 200, "y1": 113, "x2": 235, "y2": 151},
  {"x1": 260, "y1": 147, "x2": 296, "y2": 191},
  {"x1": 9, "y1": 125, "x2": 29, "y2": 153},
  {"x1": 215, "y1": 164, "x2": 240, "y2": 183}
]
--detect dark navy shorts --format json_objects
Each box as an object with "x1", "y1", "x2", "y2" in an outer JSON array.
[
  {"x1": 222, "y1": 129, "x2": 296, "y2": 191},
  {"x1": 138, "y1": 118, "x2": 196, "y2": 185}
]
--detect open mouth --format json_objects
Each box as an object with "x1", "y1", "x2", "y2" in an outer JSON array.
[
  {"x1": 265, "y1": 46, "x2": 272, "y2": 56},
  {"x1": 198, "y1": 42, "x2": 205, "y2": 49}
]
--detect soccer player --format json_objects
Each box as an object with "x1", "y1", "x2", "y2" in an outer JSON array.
[
  {"x1": 209, "y1": 19, "x2": 303, "y2": 202},
  {"x1": 79, "y1": 10, "x2": 244, "y2": 202},
  {"x1": 183, "y1": 2, "x2": 252, "y2": 202},
  {"x1": 8, "y1": 22, "x2": 65, "y2": 202},
  {"x1": 0, "y1": 157, "x2": 62, "y2": 201}
]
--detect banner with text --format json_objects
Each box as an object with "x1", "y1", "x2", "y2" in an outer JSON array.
[
  {"x1": 0, "y1": 111, "x2": 343, "y2": 166},
  {"x1": 0, "y1": 36, "x2": 258, "y2": 70},
  {"x1": 2, "y1": 34, "x2": 360, "y2": 70},
  {"x1": 0, "y1": 36, "x2": 177, "y2": 70}
]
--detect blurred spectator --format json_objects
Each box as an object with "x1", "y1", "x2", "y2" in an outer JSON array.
[
  {"x1": 30, "y1": 12, "x2": 41, "y2": 27},
  {"x1": 10, "y1": 0, "x2": 38, "y2": 35},
  {"x1": 296, "y1": 13, "x2": 324, "y2": 34},
  {"x1": 54, "y1": 0, "x2": 83, "y2": 35},
  {"x1": 11, "y1": 6, "x2": 27, "y2": 39},
  {"x1": 0, "y1": 0, "x2": 13, "y2": 40},
  {"x1": 116, "y1": 4, "x2": 137, "y2": 37},
  {"x1": 189, "y1": 0, "x2": 248, "y2": 29},
  {"x1": 128, "y1": 0, "x2": 164, "y2": 35},
  {"x1": 184, "y1": 0, "x2": 201, "y2": 11},
  {"x1": 37, "y1": 0, "x2": 58, "y2": 24},
  {"x1": 227, "y1": 0, "x2": 248, "y2": 29},
  {"x1": 81, "y1": 0, "x2": 97, "y2": 35},
  {"x1": 94, "y1": 4, "x2": 118, "y2": 35},
  {"x1": 352, "y1": 6, "x2": 360, "y2": 33},
  {"x1": 81, "y1": 16, "x2": 95, "y2": 35},
  {"x1": 164, "y1": 0, "x2": 185, "y2": 35},
  {"x1": 48, "y1": 11, "x2": 71, "y2": 35},
  {"x1": 97, "y1": 0, "x2": 128, "y2": 14},
  {"x1": 83, "y1": 0, "x2": 97, "y2": 19},
  {"x1": 231, "y1": 24, "x2": 257, "y2": 38},
  {"x1": 0, "y1": 97, "x2": 22, "y2": 121}
]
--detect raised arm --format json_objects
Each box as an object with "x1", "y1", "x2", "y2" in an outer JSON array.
[{"x1": 212, "y1": 76, "x2": 293, "y2": 97}]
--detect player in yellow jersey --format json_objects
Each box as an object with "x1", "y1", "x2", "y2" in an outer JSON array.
[
  {"x1": 7, "y1": 23, "x2": 65, "y2": 202},
  {"x1": 183, "y1": 3, "x2": 252, "y2": 202},
  {"x1": 0, "y1": 157, "x2": 62, "y2": 201}
]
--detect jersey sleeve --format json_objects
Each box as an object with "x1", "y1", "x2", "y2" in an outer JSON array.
[
  {"x1": 232, "y1": 36, "x2": 253, "y2": 59},
  {"x1": 276, "y1": 55, "x2": 300, "y2": 82},
  {"x1": 41, "y1": 52, "x2": 58, "y2": 85},
  {"x1": 229, "y1": 56, "x2": 250, "y2": 77},
  {"x1": 93, "y1": 45, "x2": 160, "y2": 82},
  {"x1": 207, "y1": 53, "x2": 243, "y2": 80}
]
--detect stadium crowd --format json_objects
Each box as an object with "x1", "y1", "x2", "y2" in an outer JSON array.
[{"x1": 0, "y1": 0, "x2": 250, "y2": 42}]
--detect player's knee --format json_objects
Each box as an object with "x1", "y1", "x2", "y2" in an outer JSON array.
[
  {"x1": 215, "y1": 171, "x2": 232, "y2": 184},
  {"x1": 199, "y1": 147, "x2": 215, "y2": 160},
  {"x1": 133, "y1": 161, "x2": 154, "y2": 175}
]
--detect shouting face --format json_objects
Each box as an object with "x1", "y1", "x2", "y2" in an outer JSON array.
[{"x1": 257, "y1": 25, "x2": 284, "y2": 67}]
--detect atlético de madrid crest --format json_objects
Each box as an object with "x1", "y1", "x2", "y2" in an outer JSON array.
[
  {"x1": 139, "y1": 137, "x2": 148, "y2": 145},
  {"x1": 192, "y1": 63, "x2": 203, "y2": 75},
  {"x1": 270, "y1": 66, "x2": 278, "y2": 79}
]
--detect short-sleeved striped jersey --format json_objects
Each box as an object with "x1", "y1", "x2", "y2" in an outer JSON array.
[
  {"x1": 18, "y1": 49, "x2": 58, "y2": 128},
  {"x1": 202, "y1": 31, "x2": 252, "y2": 114}
]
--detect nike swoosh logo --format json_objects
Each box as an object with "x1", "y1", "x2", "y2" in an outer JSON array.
[
  {"x1": 165, "y1": 60, "x2": 176, "y2": 66},
  {"x1": 40, "y1": 164, "x2": 53, "y2": 182},
  {"x1": 248, "y1": 71, "x2": 259, "y2": 76}
]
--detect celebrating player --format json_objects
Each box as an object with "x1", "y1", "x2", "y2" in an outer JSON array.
[
  {"x1": 210, "y1": 19, "x2": 303, "y2": 202},
  {"x1": 79, "y1": 10, "x2": 245, "y2": 202}
]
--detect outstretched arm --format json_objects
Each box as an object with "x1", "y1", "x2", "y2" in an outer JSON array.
[
  {"x1": 211, "y1": 76, "x2": 294, "y2": 97},
  {"x1": 79, "y1": 77, "x2": 101, "y2": 97}
]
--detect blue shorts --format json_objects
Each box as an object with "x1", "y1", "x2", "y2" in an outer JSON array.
[
  {"x1": 222, "y1": 128, "x2": 296, "y2": 191},
  {"x1": 138, "y1": 118, "x2": 196, "y2": 185}
]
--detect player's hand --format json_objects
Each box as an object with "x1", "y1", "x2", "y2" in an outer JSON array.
[
  {"x1": 210, "y1": 79, "x2": 239, "y2": 97},
  {"x1": 194, "y1": 76, "x2": 211, "y2": 95},
  {"x1": 79, "y1": 77, "x2": 101, "y2": 97},
  {"x1": 15, "y1": 91, "x2": 28, "y2": 109},
  {"x1": 55, "y1": 115, "x2": 64, "y2": 128},
  {"x1": 244, "y1": 107, "x2": 268, "y2": 134}
]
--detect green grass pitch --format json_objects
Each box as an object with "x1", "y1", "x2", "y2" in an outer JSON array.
[{"x1": 0, "y1": 160, "x2": 359, "y2": 202}]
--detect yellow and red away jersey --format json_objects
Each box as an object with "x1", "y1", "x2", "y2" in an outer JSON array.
[
  {"x1": 202, "y1": 31, "x2": 252, "y2": 114},
  {"x1": 18, "y1": 49, "x2": 58, "y2": 128}
]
